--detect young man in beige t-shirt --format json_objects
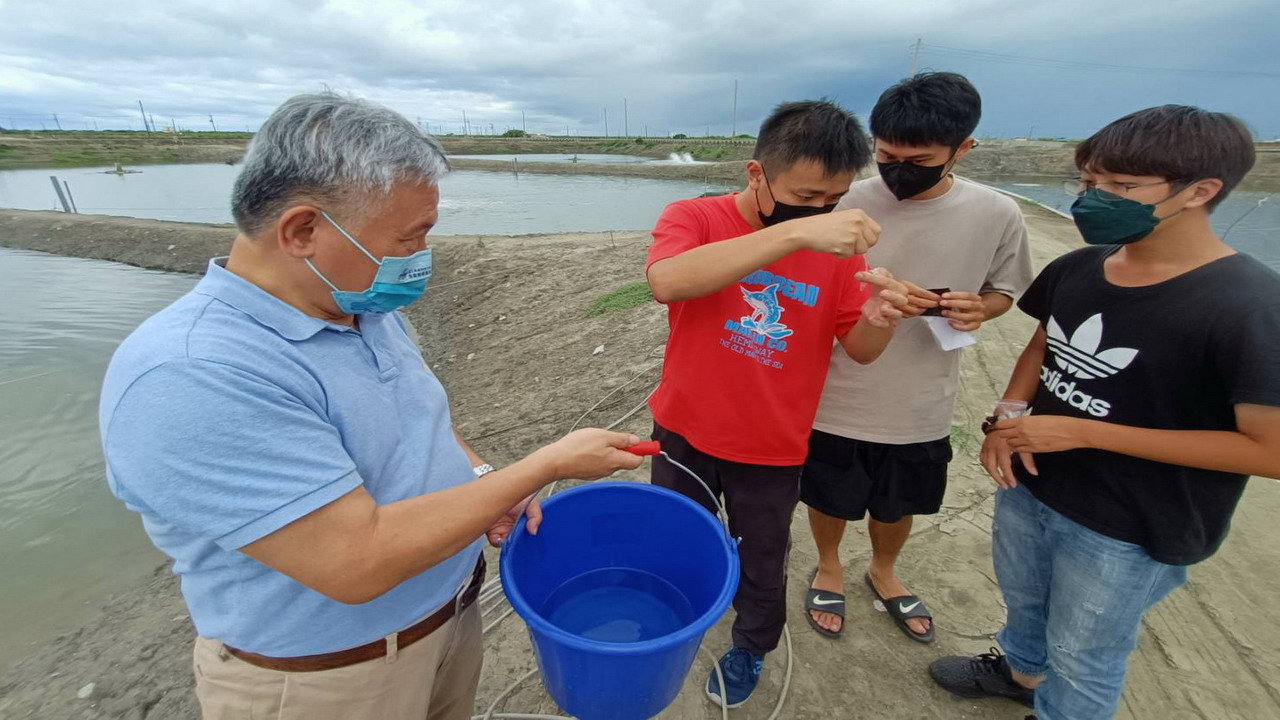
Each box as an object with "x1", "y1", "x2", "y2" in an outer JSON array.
[{"x1": 803, "y1": 72, "x2": 1033, "y2": 641}]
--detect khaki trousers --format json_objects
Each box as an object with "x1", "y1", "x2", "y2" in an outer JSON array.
[{"x1": 193, "y1": 602, "x2": 482, "y2": 720}]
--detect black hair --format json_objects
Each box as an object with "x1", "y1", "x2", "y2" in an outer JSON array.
[
  {"x1": 752, "y1": 99, "x2": 870, "y2": 177},
  {"x1": 1076, "y1": 105, "x2": 1255, "y2": 211},
  {"x1": 869, "y1": 71, "x2": 981, "y2": 149}
]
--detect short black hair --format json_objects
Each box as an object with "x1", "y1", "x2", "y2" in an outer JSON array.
[
  {"x1": 1076, "y1": 105, "x2": 1255, "y2": 211},
  {"x1": 753, "y1": 99, "x2": 870, "y2": 177},
  {"x1": 870, "y1": 72, "x2": 981, "y2": 149}
]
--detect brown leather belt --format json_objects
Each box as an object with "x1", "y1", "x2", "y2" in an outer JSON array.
[{"x1": 225, "y1": 556, "x2": 486, "y2": 672}]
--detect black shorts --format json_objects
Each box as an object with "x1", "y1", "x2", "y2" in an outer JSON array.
[{"x1": 800, "y1": 430, "x2": 953, "y2": 523}]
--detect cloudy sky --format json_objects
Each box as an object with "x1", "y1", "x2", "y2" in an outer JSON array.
[{"x1": 2, "y1": 0, "x2": 1278, "y2": 139}]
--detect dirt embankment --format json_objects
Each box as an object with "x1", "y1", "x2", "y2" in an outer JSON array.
[
  {"x1": 960, "y1": 143, "x2": 1280, "y2": 186},
  {"x1": 6, "y1": 132, "x2": 1277, "y2": 186},
  {"x1": 0, "y1": 132, "x2": 249, "y2": 169},
  {"x1": 1, "y1": 207, "x2": 1278, "y2": 720}
]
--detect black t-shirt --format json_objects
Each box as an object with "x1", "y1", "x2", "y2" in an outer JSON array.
[{"x1": 1016, "y1": 246, "x2": 1280, "y2": 565}]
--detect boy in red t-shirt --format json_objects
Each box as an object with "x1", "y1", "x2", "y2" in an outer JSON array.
[{"x1": 646, "y1": 100, "x2": 926, "y2": 708}]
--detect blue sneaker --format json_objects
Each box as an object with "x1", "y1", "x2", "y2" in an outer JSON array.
[{"x1": 706, "y1": 646, "x2": 764, "y2": 708}]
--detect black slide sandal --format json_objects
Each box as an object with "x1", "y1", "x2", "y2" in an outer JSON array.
[
  {"x1": 805, "y1": 568, "x2": 845, "y2": 639},
  {"x1": 864, "y1": 572, "x2": 934, "y2": 644}
]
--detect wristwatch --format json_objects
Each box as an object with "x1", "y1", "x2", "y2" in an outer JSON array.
[{"x1": 473, "y1": 463, "x2": 495, "y2": 478}]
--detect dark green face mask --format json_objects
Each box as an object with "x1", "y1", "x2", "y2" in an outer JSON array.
[{"x1": 1070, "y1": 188, "x2": 1173, "y2": 246}]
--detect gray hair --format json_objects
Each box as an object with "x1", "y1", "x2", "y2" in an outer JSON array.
[{"x1": 231, "y1": 92, "x2": 449, "y2": 234}]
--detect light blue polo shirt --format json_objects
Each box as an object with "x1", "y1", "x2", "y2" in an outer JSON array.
[{"x1": 100, "y1": 258, "x2": 481, "y2": 657}]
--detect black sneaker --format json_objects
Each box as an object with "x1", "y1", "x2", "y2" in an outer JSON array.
[{"x1": 929, "y1": 647, "x2": 1035, "y2": 708}]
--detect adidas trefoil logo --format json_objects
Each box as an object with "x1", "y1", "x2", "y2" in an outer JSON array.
[
  {"x1": 1046, "y1": 314, "x2": 1137, "y2": 380},
  {"x1": 1040, "y1": 314, "x2": 1138, "y2": 418}
]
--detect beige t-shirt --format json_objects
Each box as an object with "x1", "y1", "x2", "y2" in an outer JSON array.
[{"x1": 813, "y1": 176, "x2": 1033, "y2": 444}]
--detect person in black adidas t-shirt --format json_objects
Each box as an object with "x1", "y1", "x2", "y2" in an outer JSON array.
[{"x1": 928, "y1": 106, "x2": 1280, "y2": 720}]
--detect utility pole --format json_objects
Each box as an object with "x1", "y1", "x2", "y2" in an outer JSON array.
[
  {"x1": 49, "y1": 176, "x2": 73, "y2": 212},
  {"x1": 624, "y1": 98, "x2": 629, "y2": 138},
  {"x1": 522, "y1": 110, "x2": 526, "y2": 133},
  {"x1": 53, "y1": 113, "x2": 62, "y2": 130},
  {"x1": 732, "y1": 79, "x2": 738, "y2": 137},
  {"x1": 462, "y1": 110, "x2": 469, "y2": 136},
  {"x1": 604, "y1": 107, "x2": 608, "y2": 137},
  {"x1": 210, "y1": 114, "x2": 217, "y2": 132},
  {"x1": 138, "y1": 101, "x2": 151, "y2": 135},
  {"x1": 909, "y1": 38, "x2": 923, "y2": 76},
  {"x1": 149, "y1": 114, "x2": 156, "y2": 134}
]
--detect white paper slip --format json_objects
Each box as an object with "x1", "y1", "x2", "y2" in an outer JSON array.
[{"x1": 922, "y1": 316, "x2": 977, "y2": 352}]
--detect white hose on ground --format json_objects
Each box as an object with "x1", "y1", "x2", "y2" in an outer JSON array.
[
  {"x1": 483, "y1": 605, "x2": 516, "y2": 635},
  {"x1": 543, "y1": 361, "x2": 662, "y2": 499},
  {"x1": 604, "y1": 396, "x2": 652, "y2": 431},
  {"x1": 699, "y1": 645, "x2": 731, "y2": 720},
  {"x1": 768, "y1": 624, "x2": 794, "y2": 720},
  {"x1": 480, "y1": 668, "x2": 542, "y2": 720}
]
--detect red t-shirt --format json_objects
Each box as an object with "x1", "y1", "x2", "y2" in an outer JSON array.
[{"x1": 646, "y1": 193, "x2": 870, "y2": 465}]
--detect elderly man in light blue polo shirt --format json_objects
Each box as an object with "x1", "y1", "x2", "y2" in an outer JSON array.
[{"x1": 99, "y1": 93, "x2": 643, "y2": 720}]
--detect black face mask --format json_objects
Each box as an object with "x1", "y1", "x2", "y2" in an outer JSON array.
[
  {"x1": 755, "y1": 171, "x2": 838, "y2": 227},
  {"x1": 877, "y1": 153, "x2": 955, "y2": 201}
]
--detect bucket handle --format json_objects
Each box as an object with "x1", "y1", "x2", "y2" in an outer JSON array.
[{"x1": 626, "y1": 442, "x2": 738, "y2": 545}]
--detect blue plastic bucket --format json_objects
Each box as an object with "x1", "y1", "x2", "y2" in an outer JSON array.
[{"x1": 500, "y1": 481, "x2": 739, "y2": 720}]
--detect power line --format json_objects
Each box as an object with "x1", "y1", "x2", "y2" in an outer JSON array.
[{"x1": 922, "y1": 43, "x2": 1280, "y2": 79}]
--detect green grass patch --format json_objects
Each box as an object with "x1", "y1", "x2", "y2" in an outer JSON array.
[
  {"x1": 50, "y1": 150, "x2": 105, "y2": 165},
  {"x1": 950, "y1": 423, "x2": 976, "y2": 455},
  {"x1": 586, "y1": 280, "x2": 654, "y2": 317}
]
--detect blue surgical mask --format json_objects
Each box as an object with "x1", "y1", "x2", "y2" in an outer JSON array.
[{"x1": 306, "y1": 210, "x2": 433, "y2": 314}]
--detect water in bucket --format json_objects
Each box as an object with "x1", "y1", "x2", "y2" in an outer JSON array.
[
  {"x1": 501, "y1": 481, "x2": 738, "y2": 720},
  {"x1": 542, "y1": 567, "x2": 695, "y2": 643}
]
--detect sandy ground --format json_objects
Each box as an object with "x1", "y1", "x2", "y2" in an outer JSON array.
[{"x1": 0, "y1": 206, "x2": 1277, "y2": 719}]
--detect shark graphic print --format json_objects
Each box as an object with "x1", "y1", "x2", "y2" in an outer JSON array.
[
  {"x1": 739, "y1": 284, "x2": 794, "y2": 340},
  {"x1": 1040, "y1": 313, "x2": 1138, "y2": 417},
  {"x1": 720, "y1": 269, "x2": 822, "y2": 371}
]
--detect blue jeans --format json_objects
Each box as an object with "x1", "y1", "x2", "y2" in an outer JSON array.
[{"x1": 993, "y1": 484, "x2": 1187, "y2": 720}]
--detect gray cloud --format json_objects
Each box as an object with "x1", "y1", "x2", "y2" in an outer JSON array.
[{"x1": 1, "y1": 0, "x2": 1277, "y2": 138}]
